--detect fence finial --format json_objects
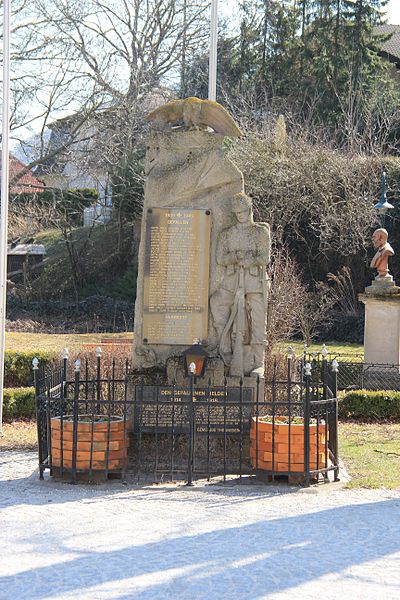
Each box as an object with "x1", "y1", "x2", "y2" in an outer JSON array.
[
  {"x1": 321, "y1": 343, "x2": 328, "y2": 358},
  {"x1": 32, "y1": 357, "x2": 39, "y2": 370},
  {"x1": 63, "y1": 348, "x2": 69, "y2": 360},
  {"x1": 74, "y1": 359, "x2": 81, "y2": 372},
  {"x1": 287, "y1": 345, "x2": 295, "y2": 359},
  {"x1": 331, "y1": 359, "x2": 339, "y2": 373},
  {"x1": 304, "y1": 362, "x2": 312, "y2": 376},
  {"x1": 95, "y1": 346, "x2": 102, "y2": 358}
]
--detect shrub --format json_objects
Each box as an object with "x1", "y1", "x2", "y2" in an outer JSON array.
[
  {"x1": 3, "y1": 387, "x2": 36, "y2": 419},
  {"x1": 4, "y1": 350, "x2": 55, "y2": 387},
  {"x1": 339, "y1": 390, "x2": 400, "y2": 421}
]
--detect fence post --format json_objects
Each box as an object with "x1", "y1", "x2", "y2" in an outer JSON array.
[
  {"x1": 331, "y1": 359, "x2": 340, "y2": 482},
  {"x1": 62, "y1": 348, "x2": 69, "y2": 396},
  {"x1": 71, "y1": 359, "x2": 81, "y2": 483},
  {"x1": 287, "y1": 347, "x2": 295, "y2": 474},
  {"x1": 32, "y1": 357, "x2": 45, "y2": 480},
  {"x1": 60, "y1": 348, "x2": 69, "y2": 480},
  {"x1": 304, "y1": 362, "x2": 312, "y2": 486},
  {"x1": 96, "y1": 347, "x2": 102, "y2": 412},
  {"x1": 321, "y1": 344, "x2": 328, "y2": 399},
  {"x1": 187, "y1": 362, "x2": 196, "y2": 486},
  {"x1": 287, "y1": 346, "x2": 294, "y2": 392}
]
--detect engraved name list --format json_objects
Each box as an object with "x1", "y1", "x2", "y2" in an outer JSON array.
[{"x1": 143, "y1": 208, "x2": 211, "y2": 344}]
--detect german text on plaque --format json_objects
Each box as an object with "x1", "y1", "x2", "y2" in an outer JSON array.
[{"x1": 143, "y1": 208, "x2": 211, "y2": 344}]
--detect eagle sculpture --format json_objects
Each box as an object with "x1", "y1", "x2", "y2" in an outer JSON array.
[{"x1": 145, "y1": 97, "x2": 242, "y2": 137}]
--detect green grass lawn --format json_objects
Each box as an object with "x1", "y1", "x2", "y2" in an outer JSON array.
[
  {"x1": 6, "y1": 334, "x2": 361, "y2": 357},
  {"x1": 278, "y1": 341, "x2": 364, "y2": 358},
  {"x1": 339, "y1": 422, "x2": 400, "y2": 489},
  {"x1": 5, "y1": 332, "x2": 134, "y2": 353}
]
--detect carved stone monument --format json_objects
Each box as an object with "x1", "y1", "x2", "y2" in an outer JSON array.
[
  {"x1": 210, "y1": 192, "x2": 270, "y2": 377},
  {"x1": 359, "y1": 228, "x2": 400, "y2": 370},
  {"x1": 133, "y1": 98, "x2": 271, "y2": 394}
]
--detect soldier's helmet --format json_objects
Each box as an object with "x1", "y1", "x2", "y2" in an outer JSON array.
[{"x1": 232, "y1": 192, "x2": 252, "y2": 213}]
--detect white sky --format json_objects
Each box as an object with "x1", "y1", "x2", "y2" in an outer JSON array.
[{"x1": 385, "y1": 0, "x2": 400, "y2": 24}]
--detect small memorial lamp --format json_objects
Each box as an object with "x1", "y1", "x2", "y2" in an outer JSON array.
[
  {"x1": 183, "y1": 342, "x2": 208, "y2": 378},
  {"x1": 374, "y1": 171, "x2": 394, "y2": 227}
]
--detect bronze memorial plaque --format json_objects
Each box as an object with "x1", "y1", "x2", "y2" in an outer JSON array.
[{"x1": 143, "y1": 207, "x2": 211, "y2": 344}]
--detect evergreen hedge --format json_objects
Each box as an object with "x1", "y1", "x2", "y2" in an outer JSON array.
[
  {"x1": 4, "y1": 350, "x2": 55, "y2": 387},
  {"x1": 339, "y1": 390, "x2": 400, "y2": 421},
  {"x1": 3, "y1": 387, "x2": 36, "y2": 419}
]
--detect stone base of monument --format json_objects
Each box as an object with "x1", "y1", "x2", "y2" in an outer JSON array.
[
  {"x1": 359, "y1": 287, "x2": 400, "y2": 368},
  {"x1": 363, "y1": 276, "x2": 400, "y2": 296}
]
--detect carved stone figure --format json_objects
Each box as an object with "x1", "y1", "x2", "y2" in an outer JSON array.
[
  {"x1": 146, "y1": 97, "x2": 242, "y2": 137},
  {"x1": 135, "y1": 345, "x2": 159, "y2": 368},
  {"x1": 210, "y1": 193, "x2": 271, "y2": 377},
  {"x1": 370, "y1": 228, "x2": 394, "y2": 279}
]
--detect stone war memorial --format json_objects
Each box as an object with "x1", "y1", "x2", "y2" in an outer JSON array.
[
  {"x1": 33, "y1": 98, "x2": 340, "y2": 486},
  {"x1": 132, "y1": 97, "x2": 271, "y2": 395}
]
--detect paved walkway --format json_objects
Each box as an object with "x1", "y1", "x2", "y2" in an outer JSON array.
[{"x1": 0, "y1": 451, "x2": 399, "y2": 600}]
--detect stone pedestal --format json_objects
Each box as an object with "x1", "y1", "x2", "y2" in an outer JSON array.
[{"x1": 359, "y1": 283, "x2": 400, "y2": 367}]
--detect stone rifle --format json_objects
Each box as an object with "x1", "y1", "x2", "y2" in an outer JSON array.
[{"x1": 220, "y1": 265, "x2": 247, "y2": 377}]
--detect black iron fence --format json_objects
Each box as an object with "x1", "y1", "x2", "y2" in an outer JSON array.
[
  {"x1": 33, "y1": 354, "x2": 340, "y2": 486},
  {"x1": 303, "y1": 351, "x2": 400, "y2": 391}
]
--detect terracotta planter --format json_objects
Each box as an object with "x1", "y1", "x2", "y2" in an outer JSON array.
[
  {"x1": 250, "y1": 416, "x2": 326, "y2": 473},
  {"x1": 51, "y1": 415, "x2": 130, "y2": 472}
]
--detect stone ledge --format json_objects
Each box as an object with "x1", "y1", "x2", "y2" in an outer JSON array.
[{"x1": 359, "y1": 291, "x2": 400, "y2": 302}]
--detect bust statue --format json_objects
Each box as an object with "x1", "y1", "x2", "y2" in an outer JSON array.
[{"x1": 370, "y1": 228, "x2": 394, "y2": 280}]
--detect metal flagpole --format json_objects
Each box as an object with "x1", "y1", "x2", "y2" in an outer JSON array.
[
  {"x1": 208, "y1": 0, "x2": 218, "y2": 101},
  {"x1": 0, "y1": 0, "x2": 11, "y2": 433}
]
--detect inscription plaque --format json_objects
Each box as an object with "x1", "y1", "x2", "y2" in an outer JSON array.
[
  {"x1": 134, "y1": 385, "x2": 253, "y2": 435},
  {"x1": 143, "y1": 208, "x2": 211, "y2": 344}
]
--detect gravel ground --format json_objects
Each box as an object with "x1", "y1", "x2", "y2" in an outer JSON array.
[{"x1": 0, "y1": 451, "x2": 399, "y2": 600}]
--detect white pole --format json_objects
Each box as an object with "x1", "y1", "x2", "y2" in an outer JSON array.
[
  {"x1": 0, "y1": 0, "x2": 11, "y2": 433},
  {"x1": 208, "y1": 0, "x2": 218, "y2": 101}
]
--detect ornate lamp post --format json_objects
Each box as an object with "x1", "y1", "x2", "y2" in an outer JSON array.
[
  {"x1": 374, "y1": 171, "x2": 394, "y2": 228},
  {"x1": 183, "y1": 342, "x2": 208, "y2": 487}
]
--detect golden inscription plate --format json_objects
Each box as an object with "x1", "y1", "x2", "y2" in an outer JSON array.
[{"x1": 142, "y1": 207, "x2": 211, "y2": 345}]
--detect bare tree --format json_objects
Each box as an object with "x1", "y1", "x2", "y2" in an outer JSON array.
[
  {"x1": 32, "y1": 0, "x2": 209, "y2": 102},
  {"x1": 7, "y1": 0, "x2": 209, "y2": 200},
  {"x1": 265, "y1": 244, "x2": 305, "y2": 352}
]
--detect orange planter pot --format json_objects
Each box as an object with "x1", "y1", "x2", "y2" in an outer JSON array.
[
  {"x1": 250, "y1": 417, "x2": 327, "y2": 473},
  {"x1": 51, "y1": 415, "x2": 131, "y2": 472}
]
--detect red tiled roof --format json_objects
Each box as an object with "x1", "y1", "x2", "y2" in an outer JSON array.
[{"x1": 8, "y1": 155, "x2": 44, "y2": 193}]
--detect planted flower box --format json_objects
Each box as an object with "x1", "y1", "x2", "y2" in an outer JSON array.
[
  {"x1": 250, "y1": 416, "x2": 326, "y2": 474},
  {"x1": 51, "y1": 415, "x2": 131, "y2": 478}
]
